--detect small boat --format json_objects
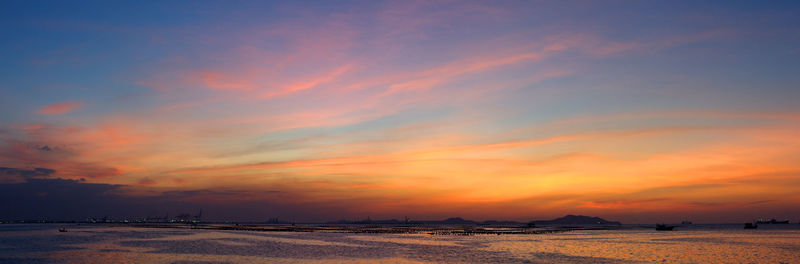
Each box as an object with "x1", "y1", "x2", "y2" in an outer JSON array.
[
  {"x1": 744, "y1": 223, "x2": 758, "y2": 229},
  {"x1": 681, "y1": 220, "x2": 692, "y2": 225},
  {"x1": 655, "y1": 224, "x2": 674, "y2": 231},
  {"x1": 58, "y1": 228, "x2": 68, "y2": 232},
  {"x1": 756, "y1": 219, "x2": 789, "y2": 224}
]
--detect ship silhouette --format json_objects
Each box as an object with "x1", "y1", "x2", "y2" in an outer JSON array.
[
  {"x1": 655, "y1": 224, "x2": 675, "y2": 231},
  {"x1": 756, "y1": 218, "x2": 789, "y2": 224}
]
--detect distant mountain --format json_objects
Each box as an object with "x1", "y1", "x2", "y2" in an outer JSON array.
[{"x1": 530, "y1": 215, "x2": 621, "y2": 225}]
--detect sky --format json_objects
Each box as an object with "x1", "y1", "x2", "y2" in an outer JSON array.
[{"x1": 1, "y1": 0, "x2": 799, "y2": 223}]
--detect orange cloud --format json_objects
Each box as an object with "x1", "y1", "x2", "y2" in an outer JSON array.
[
  {"x1": 167, "y1": 125, "x2": 715, "y2": 177},
  {"x1": 36, "y1": 101, "x2": 83, "y2": 115}
]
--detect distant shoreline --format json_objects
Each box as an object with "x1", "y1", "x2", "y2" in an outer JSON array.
[{"x1": 5, "y1": 222, "x2": 625, "y2": 235}]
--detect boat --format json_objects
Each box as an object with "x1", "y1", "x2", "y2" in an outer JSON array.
[
  {"x1": 744, "y1": 223, "x2": 758, "y2": 229},
  {"x1": 756, "y1": 219, "x2": 789, "y2": 224},
  {"x1": 655, "y1": 224, "x2": 674, "y2": 231},
  {"x1": 58, "y1": 228, "x2": 67, "y2": 232},
  {"x1": 681, "y1": 220, "x2": 692, "y2": 225}
]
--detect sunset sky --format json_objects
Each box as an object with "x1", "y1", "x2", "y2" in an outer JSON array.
[{"x1": 1, "y1": 1, "x2": 799, "y2": 223}]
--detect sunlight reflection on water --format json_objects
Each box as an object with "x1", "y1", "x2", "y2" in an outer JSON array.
[
  {"x1": 1, "y1": 225, "x2": 799, "y2": 263},
  {"x1": 484, "y1": 230, "x2": 800, "y2": 263}
]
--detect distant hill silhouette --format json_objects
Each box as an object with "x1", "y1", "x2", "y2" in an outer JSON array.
[
  {"x1": 530, "y1": 215, "x2": 621, "y2": 225},
  {"x1": 437, "y1": 217, "x2": 477, "y2": 225}
]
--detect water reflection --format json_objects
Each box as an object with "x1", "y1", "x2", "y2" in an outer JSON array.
[
  {"x1": 1, "y1": 225, "x2": 799, "y2": 263},
  {"x1": 484, "y1": 230, "x2": 800, "y2": 263}
]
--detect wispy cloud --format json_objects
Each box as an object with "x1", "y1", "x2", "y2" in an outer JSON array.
[{"x1": 36, "y1": 101, "x2": 83, "y2": 115}]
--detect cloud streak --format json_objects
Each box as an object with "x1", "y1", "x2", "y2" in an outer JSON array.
[{"x1": 36, "y1": 101, "x2": 83, "y2": 115}]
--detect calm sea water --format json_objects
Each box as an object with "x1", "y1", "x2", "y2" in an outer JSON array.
[{"x1": 1, "y1": 224, "x2": 799, "y2": 263}]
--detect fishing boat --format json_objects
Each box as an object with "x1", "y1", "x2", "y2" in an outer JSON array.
[
  {"x1": 655, "y1": 224, "x2": 674, "y2": 231},
  {"x1": 744, "y1": 223, "x2": 758, "y2": 229}
]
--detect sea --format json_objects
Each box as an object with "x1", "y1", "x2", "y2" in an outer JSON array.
[{"x1": 1, "y1": 224, "x2": 799, "y2": 263}]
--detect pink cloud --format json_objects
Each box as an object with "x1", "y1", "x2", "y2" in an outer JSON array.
[
  {"x1": 199, "y1": 71, "x2": 256, "y2": 91},
  {"x1": 22, "y1": 124, "x2": 46, "y2": 131},
  {"x1": 261, "y1": 64, "x2": 353, "y2": 99},
  {"x1": 36, "y1": 101, "x2": 83, "y2": 115}
]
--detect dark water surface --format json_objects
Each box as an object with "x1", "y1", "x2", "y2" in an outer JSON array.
[{"x1": 1, "y1": 224, "x2": 799, "y2": 263}]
